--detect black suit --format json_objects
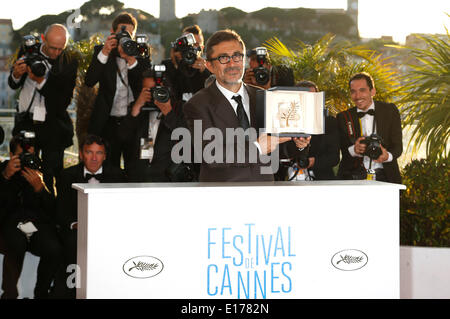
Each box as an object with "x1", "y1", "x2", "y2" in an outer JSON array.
[
  {"x1": 308, "y1": 115, "x2": 340, "y2": 180},
  {"x1": 118, "y1": 102, "x2": 189, "y2": 182},
  {"x1": 8, "y1": 47, "x2": 78, "y2": 175},
  {"x1": 0, "y1": 161, "x2": 62, "y2": 299},
  {"x1": 336, "y1": 100, "x2": 403, "y2": 184},
  {"x1": 85, "y1": 45, "x2": 149, "y2": 171},
  {"x1": 54, "y1": 163, "x2": 126, "y2": 298},
  {"x1": 162, "y1": 58, "x2": 211, "y2": 102},
  {"x1": 184, "y1": 82, "x2": 304, "y2": 182}
]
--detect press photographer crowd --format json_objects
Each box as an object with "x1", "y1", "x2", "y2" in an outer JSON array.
[{"x1": 0, "y1": 12, "x2": 402, "y2": 299}]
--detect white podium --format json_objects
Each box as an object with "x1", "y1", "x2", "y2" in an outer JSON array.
[{"x1": 73, "y1": 180, "x2": 405, "y2": 299}]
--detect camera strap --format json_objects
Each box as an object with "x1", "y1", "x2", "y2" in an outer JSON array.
[{"x1": 17, "y1": 88, "x2": 38, "y2": 114}]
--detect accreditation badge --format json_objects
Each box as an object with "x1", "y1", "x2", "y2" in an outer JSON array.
[{"x1": 140, "y1": 137, "x2": 154, "y2": 162}]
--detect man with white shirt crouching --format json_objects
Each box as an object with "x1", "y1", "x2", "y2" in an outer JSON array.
[
  {"x1": 336, "y1": 72, "x2": 403, "y2": 184},
  {"x1": 54, "y1": 134, "x2": 126, "y2": 298}
]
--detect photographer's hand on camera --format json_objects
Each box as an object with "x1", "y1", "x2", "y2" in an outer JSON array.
[
  {"x1": 354, "y1": 137, "x2": 367, "y2": 155},
  {"x1": 191, "y1": 56, "x2": 206, "y2": 72},
  {"x1": 243, "y1": 68, "x2": 271, "y2": 90},
  {"x1": 2, "y1": 155, "x2": 21, "y2": 180},
  {"x1": 154, "y1": 99, "x2": 172, "y2": 116},
  {"x1": 101, "y1": 34, "x2": 118, "y2": 56},
  {"x1": 373, "y1": 144, "x2": 389, "y2": 163},
  {"x1": 21, "y1": 167, "x2": 45, "y2": 193},
  {"x1": 131, "y1": 87, "x2": 152, "y2": 117},
  {"x1": 12, "y1": 58, "x2": 27, "y2": 79}
]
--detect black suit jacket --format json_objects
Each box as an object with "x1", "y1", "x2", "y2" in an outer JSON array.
[
  {"x1": 0, "y1": 161, "x2": 56, "y2": 228},
  {"x1": 184, "y1": 82, "x2": 304, "y2": 182},
  {"x1": 308, "y1": 115, "x2": 340, "y2": 180},
  {"x1": 118, "y1": 102, "x2": 187, "y2": 182},
  {"x1": 85, "y1": 45, "x2": 149, "y2": 136},
  {"x1": 336, "y1": 100, "x2": 403, "y2": 184},
  {"x1": 8, "y1": 47, "x2": 78, "y2": 150},
  {"x1": 55, "y1": 163, "x2": 126, "y2": 230}
]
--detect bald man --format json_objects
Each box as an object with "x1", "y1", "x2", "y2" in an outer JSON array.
[{"x1": 9, "y1": 23, "x2": 78, "y2": 175}]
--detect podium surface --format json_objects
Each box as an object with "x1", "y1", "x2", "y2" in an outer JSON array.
[{"x1": 73, "y1": 180, "x2": 405, "y2": 299}]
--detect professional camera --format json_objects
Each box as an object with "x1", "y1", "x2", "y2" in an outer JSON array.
[
  {"x1": 114, "y1": 25, "x2": 138, "y2": 57},
  {"x1": 171, "y1": 33, "x2": 200, "y2": 66},
  {"x1": 142, "y1": 65, "x2": 171, "y2": 111},
  {"x1": 21, "y1": 35, "x2": 48, "y2": 77},
  {"x1": 360, "y1": 133, "x2": 383, "y2": 160},
  {"x1": 16, "y1": 131, "x2": 42, "y2": 170},
  {"x1": 252, "y1": 47, "x2": 270, "y2": 85}
]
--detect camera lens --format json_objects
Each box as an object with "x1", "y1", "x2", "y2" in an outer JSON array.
[
  {"x1": 30, "y1": 61, "x2": 46, "y2": 77},
  {"x1": 152, "y1": 87, "x2": 170, "y2": 103},
  {"x1": 254, "y1": 67, "x2": 270, "y2": 85},
  {"x1": 120, "y1": 38, "x2": 139, "y2": 57}
]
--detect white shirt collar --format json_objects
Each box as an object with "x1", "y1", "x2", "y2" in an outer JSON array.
[
  {"x1": 215, "y1": 80, "x2": 245, "y2": 100},
  {"x1": 83, "y1": 166, "x2": 103, "y2": 177}
]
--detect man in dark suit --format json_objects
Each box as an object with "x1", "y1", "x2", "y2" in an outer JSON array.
[
  {"x1": 8, "y1": 24, "x2": 78, "y2": 175},
  {"x1": 183, "y1": 29, "x2": 309, "y2": 182},
  {"x1": 162, "y1": 25, "x2": 211, "y2": 103},
  {"x1": 85, "y1": 12, "x2": 149, "y2": 174},
  {"x1": 118, "y1": 69, "x2": 194, "y2": 182},
  {"x1": 0, "y1": 133, "x2": 62, "y2": 299},
  {"x1": 54, "y1": 134, "x2": 126, "y2": 298},
  {"x1": 336, "y1": 72, "x2": 403, "y2": 183}
]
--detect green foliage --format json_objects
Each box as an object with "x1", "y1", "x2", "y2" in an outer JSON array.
[
  {"x1": 68, "y1": 35, "x2": 103, "y2": 145},
  {"x1": 264, "y1": 34, "x2": 404, "y2": 115},
  {"x1": 391, "y1": 32, "x2": 450, "y2": 161},
  {"x1": 220, "y1": 7, "x2": 247, "y2": 21},
  {"x1": 400, "y1": 158, "x2": 450, "y2": 247}
]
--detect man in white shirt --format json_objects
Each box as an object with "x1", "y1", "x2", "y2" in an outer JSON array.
[
  {"x1": 8, "y1": 24, "x2": 78, "y2": 175},
  {"x1": 337, "y1": 72, "x2": 403, "y2": 183},
  {"x1": 85, "y1": 12, "x2": 150, "y2": 174}
]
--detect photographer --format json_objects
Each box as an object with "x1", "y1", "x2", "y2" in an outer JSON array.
[
  {"x1": 336, "y1": 72, "x2": 402, "y2": 183},
  {"x1": 0, "y1": 132, "x2": 62, "y2": 299},
  {"x1": 8, "y1": 24, "x2": 78, "y2": 175},
  {"x1": 118, "y1": 67, "x2": 194, "y2": 182},
  {"x1": 243, "y1": 47, "x2": 295, "y2": 90},
  {"x1": 162, "y1": 25, "x2": 211, "y2": 103},
  {"x1": 86, "y1": 12, "x2": 150, "y2": 174}
]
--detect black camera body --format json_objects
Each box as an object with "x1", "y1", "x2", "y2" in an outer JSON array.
[
  {"x1": 361, "y1": 134, "x2": 383, "y2": 160},
  {"x1": 21, "y1": 35, "x2": 47, "y2": 77},
  {"x1": 115, "y1": 26, "x2": 150, "y2": 58},
  {"x1": 16, "y1": 131, "x2": 42, "y2": 170},
  {"x1": 253, "y1": 47, "x2": 270, "y2": 85},
  {"x1": 172, "y1": 33, "x2": 200, "y2": 66},
  {"x1": 142, "y1": 65, "x2": 171, "y2": 111}
]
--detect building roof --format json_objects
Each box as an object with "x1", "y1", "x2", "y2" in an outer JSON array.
[{"x1": 0, "y1": 19, "x2": 12, "y2": 26}]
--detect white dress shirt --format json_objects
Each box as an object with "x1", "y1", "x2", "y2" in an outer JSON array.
[
  {"x1": 12, "y1": 44, "x2": 50, "y2": 118},
  {"x1": 215, "y1": 81, "x2": 251, "y2": 124},
  {"x1": 97, "y1": 50, "x2": 137, "y2": 117}
]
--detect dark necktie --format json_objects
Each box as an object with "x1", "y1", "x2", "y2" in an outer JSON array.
[
  {"x1": 85, "y1": 173, "x2": 103, "y2": 182},
  {"x1": 357, "y1": 109, "x2": 375, "y2": 118},
  {"x1": 232, "y1": 95, "x2": 250, "y2": 130}
]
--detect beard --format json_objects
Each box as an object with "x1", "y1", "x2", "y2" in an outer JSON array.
[{"x1": 221, "y1": 66, "x2": 243, "y2": 86}]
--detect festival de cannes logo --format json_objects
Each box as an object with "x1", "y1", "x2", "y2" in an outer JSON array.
[
  {"x1": 331, "y1": 249, "x2": 368, "y2": 271},
  {"x1": 123, "y1": 256, "x2": 164, "y2": 279}
]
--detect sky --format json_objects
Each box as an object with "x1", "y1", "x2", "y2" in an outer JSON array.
[{"x1": 2, "y1": 0, "x2": 448, "y2": 43}]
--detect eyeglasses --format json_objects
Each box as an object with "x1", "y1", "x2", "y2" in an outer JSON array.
[{"x1": 208, "y1": 53, "x2": 244, "y2": 64}]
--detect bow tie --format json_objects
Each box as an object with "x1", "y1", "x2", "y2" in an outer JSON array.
[
  {"x1": 357, "y1": 109, "x2": 375, "y2": 118},
  {"x1": 85, "y1": 173, "x2": 103, "y2": 181}
]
